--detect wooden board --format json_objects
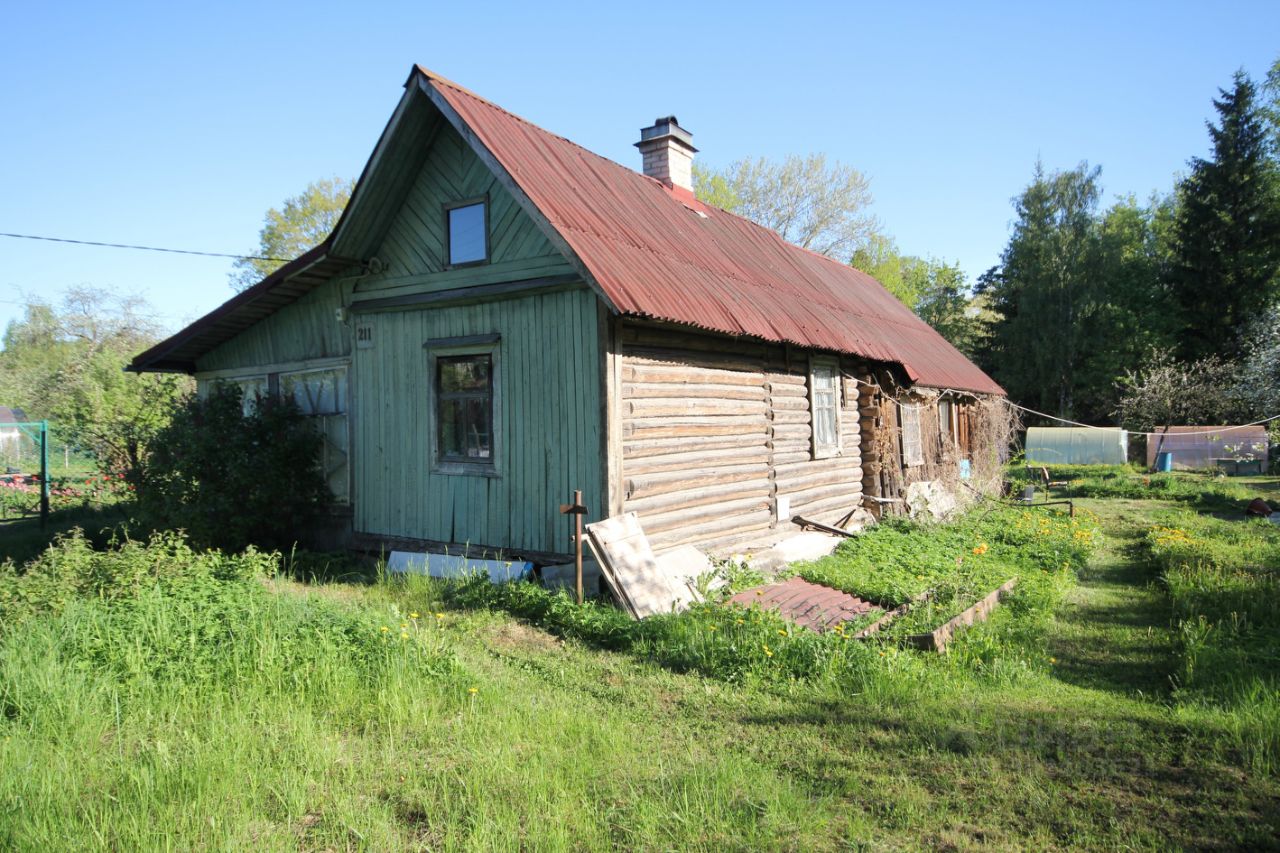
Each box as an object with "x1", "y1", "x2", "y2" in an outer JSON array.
[
  {"x1": 584, "y1": 513, "x2": 699, "y2": 619},
  {"x1": 907, "y1": 578, "x2": 1018, "y2": 652}
]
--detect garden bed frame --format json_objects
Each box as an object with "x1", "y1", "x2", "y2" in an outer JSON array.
[{"x1": 906, "y1": 577, "x2": 1018, "y2": 653}]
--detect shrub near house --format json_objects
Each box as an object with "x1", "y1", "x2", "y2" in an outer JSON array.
[{"x1": 137, "y1": 384, "x2": 330, "y2": 551}]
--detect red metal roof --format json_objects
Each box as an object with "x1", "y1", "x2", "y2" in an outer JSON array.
[{"x1": 425, "y1": 70, "x2": 1004, "y2": 395}]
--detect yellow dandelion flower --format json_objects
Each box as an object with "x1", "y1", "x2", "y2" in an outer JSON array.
[
  {"x1": 467, "y1": 687, "x2": 479, "y2": 694},
  {"x1": 708, "y1": 625, "x2": 717, "y2": 632},
  {"x1": 435, "y1": 613, "x2": 445, "y2": 620},
  {"x1": 735, "y1": 619, "x2": 745, "y2": 625},
  {"x1": 1049, "y1": 657, "x2": 1057, "y2": 664},
  {"x1": 400, "y1": 631, "x2": 409, "y2": 639},
  {"x1": 777, "y1": 629, "x2": 788, "y2": 636},
  {"x1": 380, "y1": 626, "x2": 390, "y2": 633},
  {"x1": 410, "y1": 612, "x2": 420, "y2": 619}
]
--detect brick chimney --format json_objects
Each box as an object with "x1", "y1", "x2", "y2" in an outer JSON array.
[{"x1": 636, "y1": 116, "x2": 697, "y2": 192}]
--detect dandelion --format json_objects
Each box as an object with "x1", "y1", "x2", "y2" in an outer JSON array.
[
  {"x1": 735, "y1": 618, "x2": 745, "y2": 625},
  {"x1": 468, "y1": 687, "x2": 478, "y2": 695},
  {"x1": 380, "y1": 626, "x2": 390, "y2": 633},
  {"x1": 777, "y1": 629, "x2": 787, "y2": 636},
  {"x1": 435, "y1": 613, "x2": 445, "y2": 620},
  {"x1": 708, "y1": 625, "x2": 717, "y2": 632},
  {"x1": 400, "y1": 631, "x2": 409, "y2": 639},
  {"x1": 410, "y1": 612, "x2": 420, "y2": 619},
  {"x1": 1049, "y1": 657, "x2": 1057, "y2": 665},
  {"x1": 400, "y1": 623, "x2": 408, "y2": 629}
]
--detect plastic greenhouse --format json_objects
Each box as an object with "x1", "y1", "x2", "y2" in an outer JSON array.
[
  {"x1": 1145, "y1": 426, "x2": 1269, "y2": 472},
  {"x1": 1024, "y1": 427, "x2": 1128, "y2": 466}
]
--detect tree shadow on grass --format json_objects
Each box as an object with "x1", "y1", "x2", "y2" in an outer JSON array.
[{"x1": 0, "y1": 504, "x2": 131, "y2": 565}]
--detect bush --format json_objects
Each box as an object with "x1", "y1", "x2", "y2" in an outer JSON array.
[
  {"x1": 0, "y1": 528, "x2": 275, "y2": 627},
  {"x1": 136, "y1": 383, "x2": 330, "y2": 551}
]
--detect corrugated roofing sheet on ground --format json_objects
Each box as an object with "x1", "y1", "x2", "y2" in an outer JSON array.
[{"x1": 727, "y1": 576, "x2": 879, "y2": 633}]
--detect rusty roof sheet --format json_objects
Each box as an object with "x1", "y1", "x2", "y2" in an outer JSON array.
[
  {"x1": 131, "y1": 67, "x2": 1004, "y2": 395},
  {"x1": 727, "y1": 576, "x2": 879, "y2": 633},
  {"x1": 426, "y1": 71, "x2": 1003, "y2": 395}
]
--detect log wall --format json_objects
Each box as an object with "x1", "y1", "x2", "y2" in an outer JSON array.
[{"x1": 616, "y1": 322, "x2": 865, "y2": 555}]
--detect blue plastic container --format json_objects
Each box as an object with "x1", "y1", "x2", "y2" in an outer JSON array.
[{"x1": 1154, "y1": 451, "x2": 1174, "y2": 472}]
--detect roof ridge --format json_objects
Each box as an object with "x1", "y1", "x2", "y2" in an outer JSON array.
[{"x1": 417, "y1": 66, "x2": 637, "y2": 176}]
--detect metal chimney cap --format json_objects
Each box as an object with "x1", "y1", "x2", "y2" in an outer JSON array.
[{"x1": 636, "y1": 116, "x2": 697, "y2": 151}]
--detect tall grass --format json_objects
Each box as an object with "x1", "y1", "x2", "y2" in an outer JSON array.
[
  {"x1": 1140, "y1": 510, "x2": 1280, "y2": 773},
  {"x1": 1009, "y1": 464, "x2": 1255, "y2": 511},
  {"x1": 0, "y1": 532, "x2": 852, "y2": 849}
]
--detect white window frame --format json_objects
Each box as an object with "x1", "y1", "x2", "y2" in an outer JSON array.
[
  {"x1": 426, "y1": 335, "x2": 502, "y2": 478},
  {"x1": 938, "y1": 399, "x2": 955, "y2": 442},
  {"x1": 900, "y1": 403, "x2": 924, "y2": 467},
  {"x1": 278, "y1": 366, "x2": 351, "y2": 505},
  {"x1": 203, "y1": 375, "x2": 268, "y2": 416},
  {"x1": 808, "y1": 356, "x2": 842, "y2": 459}
]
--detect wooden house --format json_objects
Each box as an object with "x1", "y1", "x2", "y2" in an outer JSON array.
[{"x1": 130, "y1": 67, "x2": 1005, "y2": 563}]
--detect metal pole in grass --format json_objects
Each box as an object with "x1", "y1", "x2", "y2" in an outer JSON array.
[
  {"x1": 39, "y1": 420, "x2": 49, "y2": 529},
  {"x1": 559, "y1": 489, "x2": 588, "y2": 605}
]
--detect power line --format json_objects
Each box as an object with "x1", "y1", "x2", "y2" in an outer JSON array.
[
  {"x1": 851, "y1": 375, "x2": 1280, "y2": 437},
  {"x1": 1002, "y1": 399, "x2": 1280, "y2": 438},
  {"x1": 0, "y1": 231, "x2": 290, "y2": 262}
]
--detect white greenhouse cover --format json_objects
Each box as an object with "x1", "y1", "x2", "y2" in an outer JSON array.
[{"x1": 1025, "y1": 427, "x2": 1128, "y2": 465}]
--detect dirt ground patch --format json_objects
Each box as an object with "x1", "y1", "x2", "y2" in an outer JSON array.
[{"x1": 485, "y1": 619, "x2": 564, "y2": 653}]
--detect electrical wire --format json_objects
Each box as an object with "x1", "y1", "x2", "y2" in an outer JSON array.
[
  {"x1": 850, "y1": 374, "x2": 1280, "y2": 438},
  {"x1": 0, "y1": 231, "x2": 289, "y2": 262},
  {"x1": 1002, "y1": 399, "x2": 1280, "y2": 438}
]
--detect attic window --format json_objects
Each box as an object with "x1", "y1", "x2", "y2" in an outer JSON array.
[{"x1": 445, "y1": 198, "x2": 488, "y2": 266}]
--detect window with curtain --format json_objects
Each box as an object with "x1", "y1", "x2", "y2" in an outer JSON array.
[
  {"x1": 809, "y1": 358, "x2": 841, "y2": 458},
  {"x1": 900, "y1": 404, "x2": 924, "y2": 467}
]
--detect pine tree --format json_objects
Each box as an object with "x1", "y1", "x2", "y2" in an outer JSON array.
[{"x1": 1171, "y1": 71, "x2": 1280, "y2": 361}]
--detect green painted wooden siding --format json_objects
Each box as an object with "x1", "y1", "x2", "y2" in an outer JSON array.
[
  {"x1": 353, "y1": 287, "x2": 603, "y2": 555},
  {"x1": 352, "y1": 120, "x2": 574, "y2": 304},
  {"x1": 196, "y1": 278, "x2": 356, "y2": 373}
]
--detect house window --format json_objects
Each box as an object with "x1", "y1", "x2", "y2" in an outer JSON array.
[
  {"x1": 938, "y1": 399, "x2": 954, "y2": 441},
  {"x1": 427, "y1": 337, "x2": 501, "y2": 475},
  {"x1": 900, "y1": 403, "x2": 924, "y2": 467},
  {"x1": 809, "y1": 357, "x2": 841, "y2": 459},
  {"x1": 214, "y1": 375, "x2": 267, "y2": 416},
  {"x1": 445, "y1": 199, "x2": 487, "y2": 266},
  {"x1": 280, "y1": 367, "x2": 350, "y2": 502}
]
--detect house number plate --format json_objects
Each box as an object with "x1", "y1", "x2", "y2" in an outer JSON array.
[{"x1": 356, "y1": 323, "x2": 375, "y2": 349}]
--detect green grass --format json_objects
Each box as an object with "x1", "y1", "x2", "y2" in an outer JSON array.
[{"x1": 2, "y1": 481, "x2": 1279, "y2": 849}]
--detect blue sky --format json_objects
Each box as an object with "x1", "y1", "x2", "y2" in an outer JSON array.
[{"x1": 1, "y1": 1, "x2": 1276, "y2": 336}]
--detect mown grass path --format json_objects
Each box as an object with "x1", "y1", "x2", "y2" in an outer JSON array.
[{"x1": 1049, "y1": 498, "x2": 1179, "y2": 699}]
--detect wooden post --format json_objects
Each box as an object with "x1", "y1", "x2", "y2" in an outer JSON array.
[{"x1": 559, "y1": 489, "x2": 588, "y2": 604}]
